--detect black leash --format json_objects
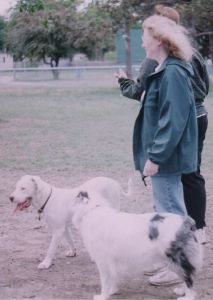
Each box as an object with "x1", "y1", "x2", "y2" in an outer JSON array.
[{"x1": 141, "y1": 174, "x2": 147, "y2": 186}]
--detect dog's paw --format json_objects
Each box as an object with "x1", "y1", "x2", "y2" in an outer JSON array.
[
  {"x1": 177, "y1": 297, "x2": 194, "y2": 300},
  {"x1": 174, "y1": 286, "x2": 185, "y2": 296},
  {"x1": 93, "y1": 294, "x2": 106, "y2": 300},
  {"x1": 38, "y1": 259, "x2": 52, "y2": 269},
  {"x1": 109, "y1": 286, "x2": 119, "y2": 296},
  {"x1": 66, "y1": 249, "x2": 77, "y2": 257},
  {"x1": 177, "y1": 291, "x2": 196, "y2": 300}
]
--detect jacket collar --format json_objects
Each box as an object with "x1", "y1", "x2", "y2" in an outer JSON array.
[{"x1": 148, "y1": 56, "x2": 194, "y2": 77}]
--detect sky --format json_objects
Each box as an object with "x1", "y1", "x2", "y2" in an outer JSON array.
[{"x1": 0, "y1": 0, "x2": 17, "y2": 16}]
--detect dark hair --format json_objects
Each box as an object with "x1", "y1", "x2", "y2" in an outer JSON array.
[{"x1": 154, "y1": 5, "x2": 180, "y2": 24}]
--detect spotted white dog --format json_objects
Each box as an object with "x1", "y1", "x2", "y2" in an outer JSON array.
[
  {"x1": 71, "y1": 191, "x2": 203, "y2": 300},
  {"x1": 9, "y1": 175, "x2": 131, "y2": 269}
]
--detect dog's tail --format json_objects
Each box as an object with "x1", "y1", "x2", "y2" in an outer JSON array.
[{"x1": 121, "y1": 177, "x2": 134, "y2": 199}]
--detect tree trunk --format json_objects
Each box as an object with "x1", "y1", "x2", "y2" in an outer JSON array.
[
  {"x1": 209, "y1": 35, "x2": 213, "y2": 63},
  {"x1": 50, "y1": 57, "x2": 60, "y2": 80},
  {"x1": 123, "y1": 23, "x2": 132, "y2": 78}
]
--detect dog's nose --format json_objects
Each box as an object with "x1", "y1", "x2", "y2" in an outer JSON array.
[{"x1": 9, "y1": 196, "x2": 14, "y2": 202}]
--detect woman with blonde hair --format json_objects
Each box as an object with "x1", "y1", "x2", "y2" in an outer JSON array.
[
  {"x1": 116, "y1": 6, "x2": 209, "y2": 251},
  {"x1": 116, "y1": 14, "x2": 198, "y2": 286},
  {"x1": 135, "y1": 14, "x2": 197, "y2": 212}
]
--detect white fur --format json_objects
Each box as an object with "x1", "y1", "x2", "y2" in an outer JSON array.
[
  {"x1": 10, "y1": 175, "x2": 130, "y2": 269},
  {"x1": 71, "y1": 192, "x2": 203, "y2": 300}
]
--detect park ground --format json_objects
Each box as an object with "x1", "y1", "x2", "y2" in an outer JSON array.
[{"x1": 0, "y1": 73, "x2": 213, "y2": 299}]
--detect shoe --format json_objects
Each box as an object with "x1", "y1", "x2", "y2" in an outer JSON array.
[
  {"x1": 144, "y1": 263, "x2": 164, "y2": 276},
  {"x1": 148, "y1": 269, "x2": 183, "y2": 286},
  {"x1": 195, "y1": 228, "x2": 209, "y2": 245}
]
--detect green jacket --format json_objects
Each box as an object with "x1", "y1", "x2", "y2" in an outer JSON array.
[
  {"x1": 119, "y1": 50, "x2": 209, "y2": 116},
  {"x1": 132, "y1": 57, "x2": 198, "y2": 175}
]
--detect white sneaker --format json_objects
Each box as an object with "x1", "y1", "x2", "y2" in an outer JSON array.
[
  {"x1": 144, "y1": 263, "x2": 164, "y2": 276},
  {"x1": 195, "y1": 228, "x2": 209, "y2": 245},
  {"x1": 148, "y1": 268, "x2": 183, "y2": 286}
]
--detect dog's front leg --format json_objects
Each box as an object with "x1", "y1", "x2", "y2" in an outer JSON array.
[{"x1": 38, "y1": 228, "x2": 64, "y2": 269}]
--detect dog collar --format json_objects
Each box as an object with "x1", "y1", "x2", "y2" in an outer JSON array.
[{"x1": 38, "y1": 187, "x2": 52, "y2": 220}]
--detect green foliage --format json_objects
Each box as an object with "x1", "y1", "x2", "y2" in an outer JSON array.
[
  {"x1": 6, "y1": 4, "x2": 78, "y2": 78},
  {"x1": 0, "y1": 17, "x2": 7, "y2": 51},
  {"x1": 17, "y1": 0, "x2": 45, "y2": 13},
  {"x1": 175, "y1": 0, "x2": 213, "y2": 59},
  {"x1": 103, "y1": 0, "x2": 146, "y2": 30},
  {"x1": 104, "y1": 0, "x2": 213, "y2": 61},
  {"x1": 6, "y1": 0, "x2": 115, "y2": 68},
  {"x1": 4, "y1": 0, "x2": 213, "y2": 71},
  {"x1": 75, "y1": 3, "x2": 115, "y2": 59}
]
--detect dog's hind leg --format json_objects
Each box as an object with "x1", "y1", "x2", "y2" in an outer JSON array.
[
  {"x1": 94, "y1": 263, "x2": 118, "y2": 300},
  {"x1": 38, "y1": 228, "x2": 65, "y2": 269},
  {"x1": 166, "y1": 217, "x2": 201, "y2": 300},
  {"x1": 176, "y1": 283, "x2": 196, "y2": 300},
  {"x1": 64, "y1": 227, "x2": 77, "y2": 257}
]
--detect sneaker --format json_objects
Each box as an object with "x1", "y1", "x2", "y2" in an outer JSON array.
[
  {"x1": 195, "y1": 228, "x2": 209, "y2": 245},
  {"x1": 144, "y1": 263, "x2": 164, "y2": 276},
  {"x1": 148, "y1": 268, "x2": 183, "y2": 286}
]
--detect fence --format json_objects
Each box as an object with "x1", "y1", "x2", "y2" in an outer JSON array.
[
  {"x1": 0, "y1": 63, "x2": 212, "y2": 82},
  {"x1": 0, "y1": 65, "x2": 143, "y2": 81}
]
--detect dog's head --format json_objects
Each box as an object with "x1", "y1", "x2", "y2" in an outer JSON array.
[{"x1": 9, "y1": 175, "x2": 41, "y2": 212}]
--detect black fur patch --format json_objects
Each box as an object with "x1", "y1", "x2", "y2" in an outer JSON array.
[
  {"x1": 149, "y1": 214, "x2": 165, "y2": 240},
  {"x1": 77, "y1": 191, "x2": 89, "y2": 200},
  {"x1": 165, "y1": 216, "x2": 196, "y2": 288},
  {"x1": 150, "y1": 214, "x2": 165, "y2": 223}
]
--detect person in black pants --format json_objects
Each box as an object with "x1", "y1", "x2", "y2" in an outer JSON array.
[
  {"x1": 182, "y1": 112, "x2": 208, "y2": 238},
  {"x1": 182, "y1": 46, "x2": 209, "y2": 244}
]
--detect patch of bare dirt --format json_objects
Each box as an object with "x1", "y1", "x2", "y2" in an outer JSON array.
[{"x1": 0, "y1": 171, "x2": 212, "y2": 299}]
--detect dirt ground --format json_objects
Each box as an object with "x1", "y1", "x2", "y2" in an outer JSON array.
[
  {"x1": 0, "y1": 170, "x2": 213, "y2": 300},
  {"x1": 0, "y1": 77, "x2": 212, "y2": 299}
]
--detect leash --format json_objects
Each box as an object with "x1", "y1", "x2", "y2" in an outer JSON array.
[
  {"x1": 142, "y1": 174, "x2": 147, "y2": 186},
  {"x1": 38, "y1": 187, "x2": 52, "y2": 220}
]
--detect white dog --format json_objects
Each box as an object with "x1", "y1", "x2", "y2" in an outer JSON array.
[
  {"x1": 9, "y1": 175, "x2": 131, "y2": 269},
  {"x1": 71, "y1": 191, "x2": 203, "y2": 300}
]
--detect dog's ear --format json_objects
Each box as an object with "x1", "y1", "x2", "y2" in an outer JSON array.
[
  {"x1": 77, "y1": 191, "x2": 89, "y2": 204},
  {"x1": 31, "y1": 176, "x2": 41, "y2": 190}
]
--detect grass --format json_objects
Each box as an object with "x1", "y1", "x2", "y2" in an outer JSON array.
[
  {"x1": 0, "y1": 75, "x2": 139, "y2": 181},
  {"x1": 0, "y1": 73, "x2": 212, "y2": 184}
]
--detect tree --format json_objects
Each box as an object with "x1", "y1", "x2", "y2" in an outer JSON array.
[
  {"x1": 74, "y1": 2, "x2": 115, "y2": 60},
  {"x1": 0, "y1": 17, "x2": 7, "y2": 52},
  {"x1": 6, "y1": 0, "x2": 114, "y2": 79},
  {"x1": 17, "y1": 0, "x2": 45, "y2": 12},
  {"x1": 175, "y1": 0, "x2": 213, "y2": 61},
  {"x1": 6, "y1": 2, "x2": 79, "y2": 79},
  {"x1": 103, "y1": 0, "x2": 147, "y2": 78}
]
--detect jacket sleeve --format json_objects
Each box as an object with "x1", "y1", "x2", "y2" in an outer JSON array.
[
  {"x1": 191, "y1": 50, "x2": 210, "y2": 98},
  {"x1": 195, "y1": 49, "x2": 210, "y2": 95},
  {"x1": 118, "y1": 59, "x2": 157, "y2": 101},
  {"x1": 148, "y1": 66, "x2": 194, "y2": 164},
  {"x1": 203, "y1": 61, "x2": 210, "y2": 95}
]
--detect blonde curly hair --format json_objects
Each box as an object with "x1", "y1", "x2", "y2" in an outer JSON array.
[{"x1": 142, "y1": 15, "x2": 193, "y2": 61}]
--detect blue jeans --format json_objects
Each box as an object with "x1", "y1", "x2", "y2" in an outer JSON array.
[{"x1": 151, "y1": 175, "x2": 187, "y2": 216}]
